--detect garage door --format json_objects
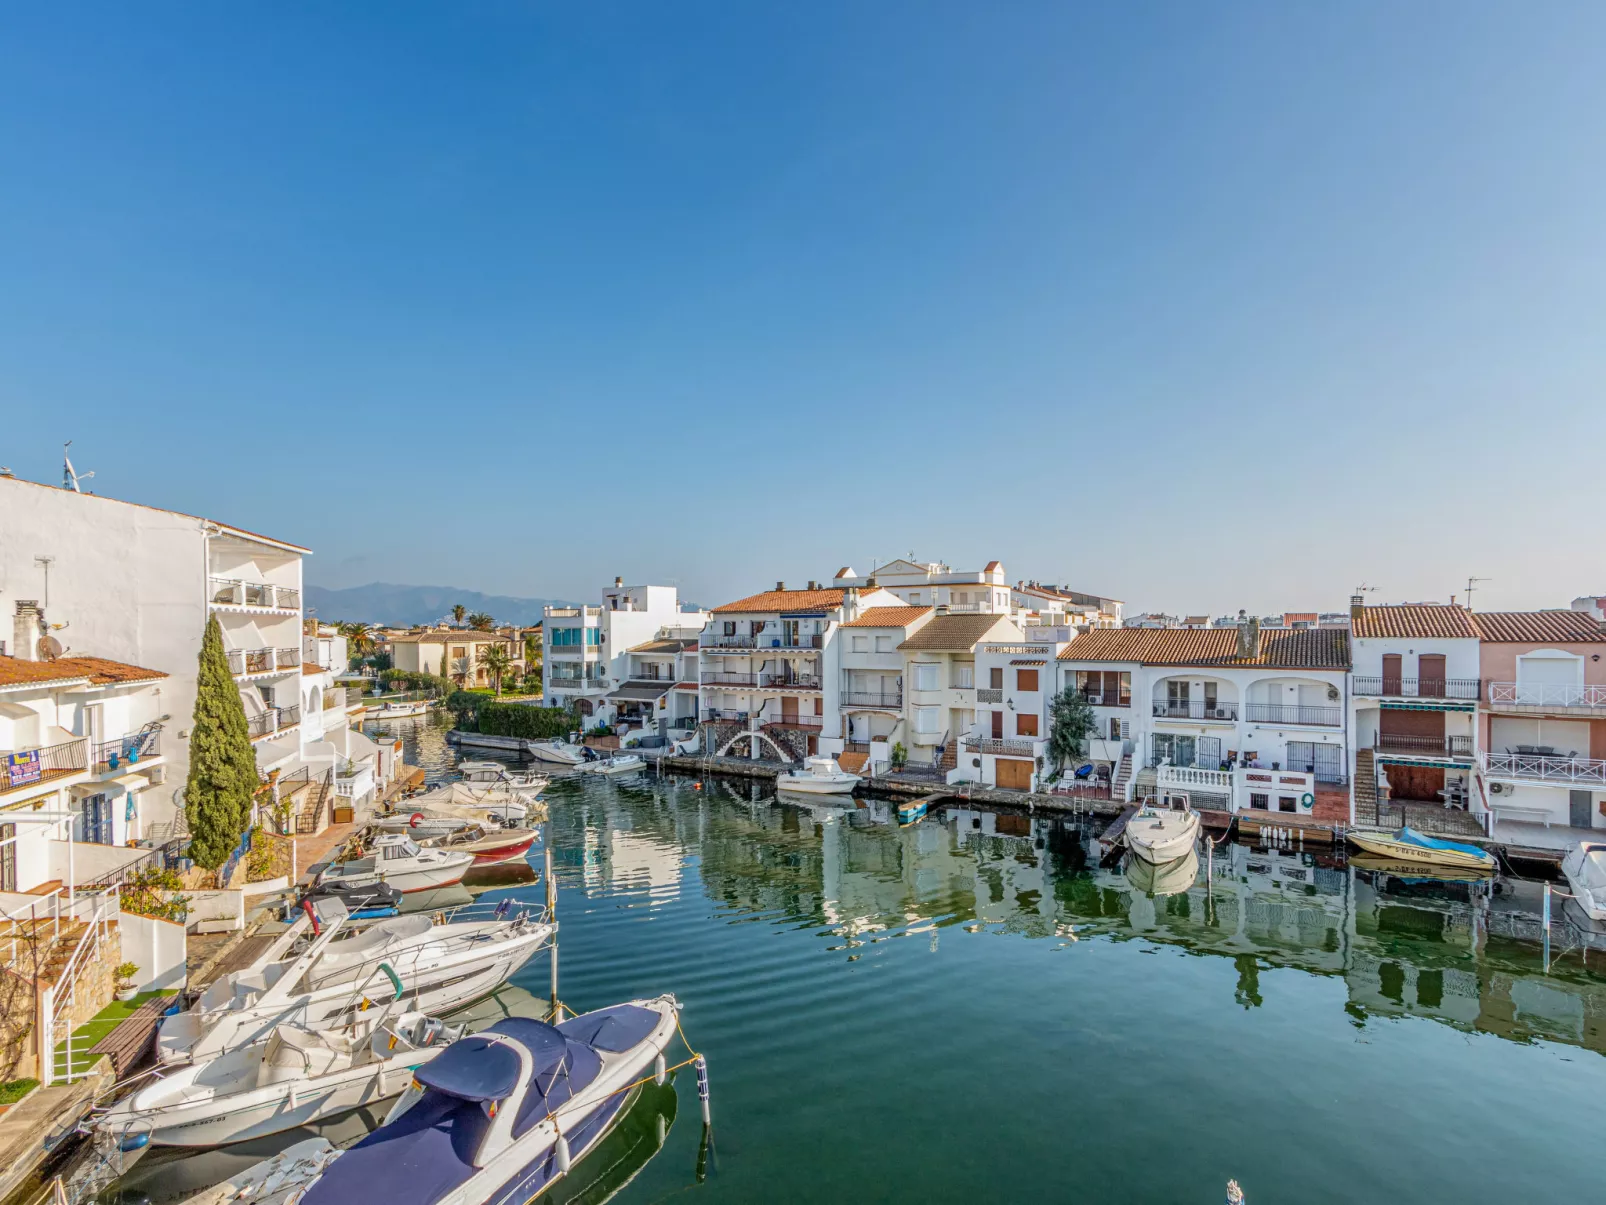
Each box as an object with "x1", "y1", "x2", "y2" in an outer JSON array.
[{"x1": 996, "y1": 758, "x2": 1034, "y2": 790}]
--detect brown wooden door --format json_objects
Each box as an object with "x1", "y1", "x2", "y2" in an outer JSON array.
[
  {"x1": 1417, "y1": 654, "x2": 1446, "y2": 699},
  {"x1": 997, "y1": 758, "x2": 1033, "y2": 789},
  {"x1": 991, "y1": 710, "x2": 1004, "y2": 739},
  {"x1": 1384, "y1": 763, "x2": 1444, "y2": 803},
  {"x1": 1382, "y1": 654, "x2": 1402, "y2": 695},
  {"x1": 781, "y1": 696, "x2": 798, "y2": 722}
]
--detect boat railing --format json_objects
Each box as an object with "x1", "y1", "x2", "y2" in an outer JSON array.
[{"x1": 433, "y1": 896, "x2": 552, "y2": 927}]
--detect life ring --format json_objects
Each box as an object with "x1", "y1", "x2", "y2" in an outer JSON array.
[
  {"x1": 409, "y1": 812, "x2": 426, "y2": 828},
  {"x1": 1299, "y1": 793, "x2": 1315, "y2": 809}
]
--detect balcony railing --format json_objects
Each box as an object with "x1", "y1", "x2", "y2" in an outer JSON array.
[
  {"x1": 1481, "y1": 751, "x2": 1606, "y2": 786},
  {"x1": 1353, "y1": 676, "x2": 1481, "y2": 700},
  {"x1": 1374, "y1": 733, "x2": 1473, "y2": 758},
  {"x1": 761, "y1": 713, "x2": 823, "y2": 728},
  {"x1": 760, "y1": 675, "x2": 822, "y2": 690},
  {"x1": 1152, "y1": 701, "x2": 1239, "y2": 721},
  {"x1": 758, "y1": 634, "x2": 823, "y2": 650},
  {"x1": 841, "y1": 689, "x2": 903, "y2": 708},
  {"x1": 92, "y1": 731, "x2": 161, "y2": 771},
  {"x1": 1244, "y1": 703, "x2": 1341, "y2": 727},
  {"x1": 2, "y1": 737, "x2": 89, "y2": 792},
  {"x1": 323, "y1": 688, "x2": 345, "y2": 711},
  {"x1": 976, "y1": 688, "x2": 1003, "y2": 703},
  {"x1": 210, "y1": 577, "x2": 301, "y2": 610},
  {"x1": 1078, "y1": 691, "x2": 1131, "y2": 708},
  {"x1": 549, "y1": 677, "x2": 603, "y2": 692},
  {"x1": 246, "y1": 705, "x2": 302, "y2": 740},
  {"x1": 1487, "y1": 682, "x2": 1606, "y2": 709},
  {"x1": 701, "y1": 635, "x2": 757, "y2": 650},
  {"x1": 702, "y1": 672, "x2": 758, "y2": 687},
  {"x1": 278, "y1": 647, "x2": 301, "y2": 669},
  {"x1": 702, "y1": 708, "x2": 750, "y2": 723},
  {"x1": 227, "y1": 647, "x2": 273, "y2": 675},
  {"x1": 963, "y1": 736, "x2": 1039, "y2": 757}
]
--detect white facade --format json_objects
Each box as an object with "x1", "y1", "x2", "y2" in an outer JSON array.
[
  {"x1": 1011, "y1": 582, "x2": 1123, "y2": 629},
  {"x1": 832, "y1": 560, "x2": 1012, "y2": 615},
  {"x1": 303, "y1": 623, "x2": 350, "y2": 674}
]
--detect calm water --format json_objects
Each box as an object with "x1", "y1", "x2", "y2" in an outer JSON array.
[{"x1": 127, "y1": 714, "x2": 1606, "y2": 1203}]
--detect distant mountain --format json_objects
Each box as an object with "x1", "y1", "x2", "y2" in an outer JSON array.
[{"x1": 303, "y1": 583, "x2": 573, "y2": 627}]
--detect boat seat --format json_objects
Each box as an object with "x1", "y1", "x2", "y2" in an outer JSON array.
[
  {"x1": 314, "y1": 915, "x2": 434, "y2": 972},
  {"x1": 259, "y1": 1026, "x2": 356, "y2": 1085}
]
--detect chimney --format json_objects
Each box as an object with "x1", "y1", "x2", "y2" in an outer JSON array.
[
  {"x1": 807, "y1": 580, "x2": 817, "y2": 591},
  {"x1": 776, "y1": 581, "x2": 786, "y2": 592},
  {"x1": 13, "y1": 600, "x2": 41, "y2": 661},
  {"x1": 866, "y1": 576, "x2": 878, "y2": 589},
  {"x1": 615, "y1": 577, "x2": 623, "y2": 589},
  {"x1": 1449, "y1": 595, "x2": 1457, "y2": 607},
  {"x1": 1237, "y1": 614, "x2": 1261, "y2": 660},
  {"x1": 844, "y1": 586, "x2": 861, "y2": 622},
  {"x1": 1349, "y1": 594, "x2": 1365, "y2": 622}
]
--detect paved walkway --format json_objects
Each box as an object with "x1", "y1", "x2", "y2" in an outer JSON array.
[{"x1": 1493, "y1": 819, "x2": 1593, "y2": 853}]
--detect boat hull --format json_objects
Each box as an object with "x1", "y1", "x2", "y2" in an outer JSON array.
[
  {"x1": 526, "y1": 742, "x2": 585, "y2": 765},
  {"x1": 774, "y1": 774, "x2": 858, "y2": 795},
  {"x1": 1348, "y1": 831, "x2": 1495, "y2": 871},
  {"x1": 1126, "y1": 810, "x2": 1200, "y2": 864},
  {"x1": 464, "y1": 833, "x2": 537, "y2": 865}
]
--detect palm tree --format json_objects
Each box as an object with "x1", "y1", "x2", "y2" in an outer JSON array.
[
  {"x1": 481, "y1": 645, "x2": 513, "y2": 697},
  {"x1": 451, "y1": 604, "x2": 467, "y2": 627},
  {"x1": 466, "y1": 612, "x2": 494, "y2": 632},
  {"x1": 339, "y1": 621, "x2": 374, "y2": 659}
]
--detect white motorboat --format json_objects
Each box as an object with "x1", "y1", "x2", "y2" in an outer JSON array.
[
  {"x1": 527, "y1": 738, "x2": 589, "y2": 766},
  {"x1": 458, "y1": 761, "x2": 550, "y2": 793},
  {"x1": 367, "y1": 700, "x2": 430, "y2": 720},
  {"x1": 585, "y1": 753, "x2": 645, "y2": 776},
  {"x1": 98, "y1": 1009, "x2": 465, "y2": 1147},
  {"x1": 775, "y1": 756, "x2": 860, "y2": 795},
  {"x1": 1125, "y1": 794, "x2": 1200, "y2": 864},
  {"x1": 174, "y1": 1137, "x2": 343, "y2": 1205},
  {"x1": 293, "y1": 997, "x2": 681, "y2": 1205},
  {"x1": 1562, "y1": 841, "x2": 1606, "y2": 921},
  {"x1": 378, "y1": 782, "x2": 535, "y2": 829},
  {"x1": 316, "y1": 834, "x2": 475, "y2": 894},
  {"x1": 157, "y1": 899, "x2": 553, "y2": 1067}
]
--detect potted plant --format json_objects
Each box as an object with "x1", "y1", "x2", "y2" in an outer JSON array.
[
  {"x1": 114, "y1": 962, "x2": 140, "y2": 1002},
  {"x1": 890, "y1": 742, "x2": 908, "y2": 771}
]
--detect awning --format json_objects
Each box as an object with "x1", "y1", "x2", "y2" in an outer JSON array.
[
  {"x1": 1010, "y1": 659, "x2": 1047, "y2": 666},
  {"x1": 606, "y1": 682, "x2": 670, "y2": 703},
  {"x1": 110, "y1": 773, "x2": 150, "y2": 794}
]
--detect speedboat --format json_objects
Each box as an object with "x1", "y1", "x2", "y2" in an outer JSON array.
[
  {"x1": 98, "y1": 1009, "x2": 465, "y2": 1148},
  {"x1": 1561, "y1": 841, "x2": 1606, "y2": 920},
  {"x1": 368, "y1": 700, "x2": 431, "y2": 720},
  {"x1": 425, "y1": 826, "x2": 539, "y2": 866},
  {"x1": 157, "y1": 899, "x2": 554, "y2": 1067},
  {"x1": 527, "y1": 739, "x2": 589, "y2": 766},
  {"x1": 295, "y1": 997, "x2": 680, "y2": 1205},
  {"x1": 585, "y1": 754, "x2": 645, "y2": 776},
  {"x1": 776, "y1": 756, "x2": 860, "y2": 795},
  {"x1": 458, "y1": 761, "x2": 549, "y2": 792},
  {"x1": 1347, "y1": 826, "x2": 1496, "y2": 872},
  {"x1": 376, "y1": 782, "x2": 536, "y2": 830},
  {"x1": 317, "y1": 834, "x2": 475, "y2": 894},
  {"x1": 1125, "y1": 795, "x2": 1200, "y2": 864}
]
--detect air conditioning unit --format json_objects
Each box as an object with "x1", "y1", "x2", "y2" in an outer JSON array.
[
  {"x1": 1489, "y1": 781, "x2": 1505, "y2": 794},
  {"x1": 147, "y1": 765, "x2": 167, "y2": 786}
]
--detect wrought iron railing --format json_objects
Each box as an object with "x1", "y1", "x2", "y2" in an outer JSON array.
[
  {"x1": 701, "y1": 635, "x2": 756, "y2": 649},
  {"x1": 1078, "y1": 691, "x2": 1131, "y2": 707},
  {"x1": 1152, "y1": 701, "x2": 1239, "y2": 721},
  {"x1": 761, "y1": 713, "x2": 823, "y2": 728},
  {"x1": 2, "y1": 737, "x2": 89, "y2": 792},
  {"x1": 1352, "y1": 676, "x2": 1480, "y2": 700},
  {"x1": 761, "y1": 675, "x2": 822, "y2": 690},
  {"x1": 702, "y1": 671, "x2": 758, "y2": 687},
  {"x1": 92, "y1": 730, "x2": 161, "y2": 771},
  {"x1": 701, "y1": 708, "x2": 749, "y2": 723},
  {"x1": 1375, "y1": 733, "x2": 1473, "y2": 757},
  {"x1": 1244, "y1": 704, "x2": 1341, "y2": 727}
]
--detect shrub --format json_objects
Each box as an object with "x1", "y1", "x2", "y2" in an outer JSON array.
[
  {"x1": 0, "y1": 1079, "x2": 38, "y2": 1106},
  {"x1": 121, "y1": 866, "x2": 191, "y2": 925},
  {"x1": 891, "y1": 742, "x2": 908, "y2": 770},
  {"x1": 114, "y1": 962, "x2": 139, "y2": 986},
  {"x1": 473, "y1": 701, "x2": 576, "y2": 741}
]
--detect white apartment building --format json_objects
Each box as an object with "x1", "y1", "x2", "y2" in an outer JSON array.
[
  {"x1": 835, "y1": 605, "x2": 934, "y2": 772},
  {"x1": 832, "y1": 560, "x2": 1012, "y2": 614},
  {"x1": 302, "y1": 622, "x2": 350, "y2": 674},
  {"x1": 699, "y1": 582, "x2": 903, "y2": 762},
  {"x1": 965, "y1": 634, "x2": 1065, "y2": 791},
  {"x1": 610, "y1": 634, "x2": 702, "y2": 735},
  {"x1": 898, "y1": 612, "x2": 1025, "y2": 772},
  {"x1": 544, "y1": 580, "x2": 707, "y2": 727},
  {"x1": 1011, "y1": 582, "x2": 1123, "y2": 629}
]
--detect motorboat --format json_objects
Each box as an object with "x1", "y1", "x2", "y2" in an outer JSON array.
[
  {"x1": 527, "y1": 739, "x2": 589, "y2": 766},
  {"x1": 1127, "y1": 847, "x2": 1200, "y2": 897},
  {"x1": 157, "y1": 899, "x2": 554, "y2": 1067},
  {"x1": 1125, "y1": 794, "x2": 1200, "y2": 864},
  {"x1": 302, "y1": 879, "x2": 404, "y2": 920},
  {"x1": 316, "y1": 834, "x2": 475, "y2": 894},
  {"x1": 174, "y1": 1137, "x2": 344, "y2": 1205},
  {"x1": 1347, "y1": 826, "x2": 1496, "y2": 872},
  {"x1": 585, "y1": 754, "x2": 645, "y2": 777},
  {"x1": 1561, "y1": 841, "x2": 1606, "y2": 920},
  {"x1": 458, "y1": 761, "x2": 549, "y2": 792},
  {"x1": 98, "y1": 1009, "x2": 465, "y2": 1148},
  {"x1": 367, "y1": 700, "x2": 431, "y2": 720},
  {"x1": 294, "y1": 997, "x2": 680, "y2": 1205},
  {"x1": 426, "y1": 825, "x2": 539, "y2": 867},
  {"x1": 381, "y1": 782, "x2": 536, "y2": 828},
  {"x1": 775, "y1": 756, "x2": 860, "y2": 795}
]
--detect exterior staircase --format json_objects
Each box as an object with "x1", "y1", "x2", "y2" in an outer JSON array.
[
  {"x1": 938, "y1": 734, "x2": 958, "y2": 773},
  {"x1": 1353, "y1": 748, "x2": 1379, "y2": 827},
  {"x1": 1110, "y1": 752, "x2": 1135, "y2": 801}
]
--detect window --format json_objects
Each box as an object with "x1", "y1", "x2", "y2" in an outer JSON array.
[
  {"x1": 957, "y1": 592, "x2": 968, "y2": 604},
  {"x1": 908, "y1": 592, "x2": 921, "y2": 604},
  {"x1": 953, "y1": 663, "x2": 974, "y2": 689},
  {"x1": 814, "y1": 697, "x2": 823, "y2": 715},
  {"x1": 1108, "y1": 717, "x2": 1121, "y2": 741},
  {"x1": 723, "y1": 621, "x2": 737, "y2": 636},
  {"x1": 586, "y1": 628, "x2": 602, "y2": 646},
  {"x1": 1250, "y1": 793, "x2": 1269, "y2": 811},
  {"x1": 852, "y1": 635, "x2": 868, "y2": 652},
  {"x1": 875, "y1": 635, "x2": 893, "y2": 653},
  {"x1": 1016, "y1": 713, "x2": 1039, "y2": 737},
  {"x1": 452, "y1": 646, "x2": 466, "y2": 659},
  {"x1": 989, "y1": 667, "x2": 1003, "y2": 689},
  {"x1": 913, "y1": 663, "x2": 939, "y2": 691},
  {"x1": 1278, "y1": 795, "x2": 1298, "y2": 813},
  {"x1": 1016, "y1": 669, "x2": 1039, "y2": 692},
  {"x1": 914, "y1": 706, "x2": 939, "y2": 734}
]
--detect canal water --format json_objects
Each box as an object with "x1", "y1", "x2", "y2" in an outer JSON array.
[{"x1": 123, "y1": 714, "x2": 1606, "y2": 1203}]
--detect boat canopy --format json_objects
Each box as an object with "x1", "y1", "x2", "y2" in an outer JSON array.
[
  {"x1": 1397, "y1": 827, "x2": 1489, "y2": 860},
  {"x1": 415, "y1": 1031, "x2": 546, "y2": 1103},
  {"x1": 558, "y1": 1004, "x2": 662, "y2": 1052}
]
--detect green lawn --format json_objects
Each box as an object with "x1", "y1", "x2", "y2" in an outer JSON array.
[{"x1": 52, "y1": 989, "x2": 178, "y2": 1079}]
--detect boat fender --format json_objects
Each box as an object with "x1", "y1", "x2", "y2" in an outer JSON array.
[
  {"x1": 1299, "y1": 793, "x2": 1314, "y2": 810},
  {"x1": 654, "y1": 1053, "x2": 667, "y2": 1086},
  {"x1": 410, "y1": 812, "x2": 426, "y2": 828},
  {"x1": 119, "y1": 1131, "x2": 150, "y2": 1153},
  {"x1": 554, "y1": 1132, "x2": 571, "y2": 1174}
]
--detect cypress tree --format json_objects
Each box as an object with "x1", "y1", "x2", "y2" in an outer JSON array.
[{"x1": 185, "y1": 615, "x2": 260, "y2": 869}]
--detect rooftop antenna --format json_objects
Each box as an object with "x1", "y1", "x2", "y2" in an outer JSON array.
[
  {"x1": 62, "y1": 441, "x2": 93, "y2": 493},
  {"x1": 1464, "y1": 576, "x2": 1491, "y2": 611},
  {"x1": 34, "y1": 555, "x2": 56, "y2": 609}
]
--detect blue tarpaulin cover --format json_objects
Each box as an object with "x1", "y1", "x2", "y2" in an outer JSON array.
[
  {"x1": 558, "y1": 1005, "x2": 661, "y2": 1052},
  {"x1": 1398, "y1": 826, "x2": 1492, "y2": 861}
]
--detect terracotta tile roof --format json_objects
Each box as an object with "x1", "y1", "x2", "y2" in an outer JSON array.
[
  {"x1": 628, "y1": 637, "x2": 698, "y2": 654},
  {"x1": 674, "y1": 682, "x2": 700, "y2": 692},
  {"x1": 843, "y1": 605, "x2": 930, "y2": 628},
  {"x1": 1056, "y1": 627, "x2": 1350, "y2": 670},
  {"x1": 0, "y1": 655, "x2": 168, "y2": 688},
  {"x1": 1473, "y1": 610, "x2": 1606, "y2": 643},
  {"x1": 897, "y1": 614, "x2": 1014, "y2": 651},
  {"x1": 712, "y1": 588, "x2": 846, "y2": 614},
  {"x1": 1351, "y1": 605, "x2": 1479, "y2": 639},
  {"x1": 388, "y1": 629, "x2": 511, "y2": 644},
  {"x1": 983, "y1": 560, "x2": 1002, "y2": 572},
  {"x1": 1283, "y1": 613, "x2": 1318, "y2": 624}
]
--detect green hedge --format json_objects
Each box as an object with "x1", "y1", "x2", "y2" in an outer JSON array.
[{"x1": 451, "y1": 694, "x2": 574, "y2": 740}]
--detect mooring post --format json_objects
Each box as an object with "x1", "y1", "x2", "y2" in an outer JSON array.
[{"x1": 546, "y1": 841, "x2": 561, "y2": 1020}]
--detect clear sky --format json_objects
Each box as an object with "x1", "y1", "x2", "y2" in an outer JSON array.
[{"x1": 4, "y1": 3, "x2": 1603, "y2": 616}]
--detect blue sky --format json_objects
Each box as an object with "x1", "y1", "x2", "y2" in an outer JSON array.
[{"x1": 4, "y1": 3, "x2": 1603, "y2": 615}]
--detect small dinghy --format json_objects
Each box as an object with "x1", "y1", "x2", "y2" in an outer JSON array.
[
  {"x1": 776, "y1": 756, "x2": 860, "y2": 795},
  {"x1": 896, "y1": 799, "x2": 928, "y2": 825},
  {"x1": 98, "y1": 1009, "x2": 465, "y2": 1148},
  {"x1": 317, "y1": 834, "x2": 475, "y2": 894},
  {"x1": 1347, "y1": 826, "x2": 1496, "y2": 872},
  {"x1": 1125, "y1": 794, "x2": 1200, "y2": 864},
  {"x1": 294, "y1": 997, "x2": 680, "y2": 1205},
  {"x1": 585, "y1": 754, "x2": 645, "y2": 777},
  {"x1": 527, "y1": 739, "x2": 588, "y2": 766},
  {"x1": 1560, "y1": 841, "x2": 1606, "y2": 919}
]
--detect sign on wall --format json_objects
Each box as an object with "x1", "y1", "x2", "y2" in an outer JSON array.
[{"x1": 3, "y1": 750, "x2": 42, "y2": 789}]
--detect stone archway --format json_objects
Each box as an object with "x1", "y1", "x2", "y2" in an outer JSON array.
[{"x1": 715, "y1": 729, "x2": 793, "y2": 762}]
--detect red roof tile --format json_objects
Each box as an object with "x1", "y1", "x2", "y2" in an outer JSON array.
[
  {"x1": 1474, "y1": 610, "x2": 1606, "y2": 643},
  {"x1": 0, "y1": 655, "x2": 168, "y2": 688},
  {"x1": 712, "y1": 588, "x2": 846, "y2": 614},
  {"x1": 1056, "y1": 627, "x2": 1350, "y2": 670},
  {"x1": 1351, "y1": 605, "x2": 1480, "y2": 639},
  {"x1": 842, "y1": 605, "x2": 930, "y2": 628}
]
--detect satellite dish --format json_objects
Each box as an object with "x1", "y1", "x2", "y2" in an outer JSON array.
[{"x1": 38, "y1": 636, "x2": 63, "y2": 660}]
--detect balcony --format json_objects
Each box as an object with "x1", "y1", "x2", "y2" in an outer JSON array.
[
  {"x1": 963, "y1": 736, "x2": 1040, "y2": 758},
  {"x1": 246, "y1": 705, "x2": 301, "y2": 741},
  {"x1": 1078, "y1": 691, "x2": 1131, "y2": 708},
  {"x1": 760, "y1": 674, "x2": 822, "y2": 691},
  {"x1": 1353, "y1": 676, "x2": 1481, "y2": 700},
  {"x1": 1152, "y1": 701, "x2": 1239, "y2": 722},
  {"x1": 549, "y1": 677, "x2": 604, "y2": 693},
  {"x1": 841, "y1": 689, "x2": 903, "y2": 709},
  {"x1": 1487, "y1": 682, "x2": 1606, "y2": 711},
  {"x1": 92, "y1": 731, "x2": 161, "y2": 772},
  {"x1": 1, "y1": 737, "x2": 89, "y2": 794},
  {"x1": 760, "y1": 713, "x2": 823, "y2": 729},
  {"x1": 702, "y1": 672, "x2": 758, "y2": 688},
  {"x1": 1481, "y1": 751, "x2": 1606, "y2": 787},
  {"x1": 701, "y1": 635, "x2": 756, "y2": 651},
  {"x1": 1244, "y1": 703, "x2": 1342, "y2": 727},
  {"x1": 976, "y1": 688, "x2": 1003, "y2": 704},
  {"x1": 1374, "y1": 733, "x2": 1473, "y2": 759},
  {"x1": 227, "y1": 647, "x2": 298, "y2": 677},
  {"x1": 210, "y1": 577, "x2": 301, "y2": 611},
  {"x1": 701, "y1": 708, "x2": 750, "y2": 723}
]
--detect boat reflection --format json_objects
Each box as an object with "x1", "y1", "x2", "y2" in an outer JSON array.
[
  {"x1": 1125, "y1": 848, "x2": 1199, "y2": 898},
  {"x1": 546, "y1": 1079, "x2": 677, "y2": 1205}
]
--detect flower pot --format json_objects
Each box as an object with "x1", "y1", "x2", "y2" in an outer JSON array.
[{"x1": 116, "y1": 987, "x2": 138, "y2": 1002}]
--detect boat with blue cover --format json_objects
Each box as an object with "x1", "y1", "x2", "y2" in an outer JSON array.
[
  {"x1": 896, "y1": 800, "x2": 927, "y2": 825},
  {"x1": 1347, "y1": 826, "x2": 1496, "y2": 871},
  {"x1": 295, "y1": 996, "x2": 679, "y2": 1205}
]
